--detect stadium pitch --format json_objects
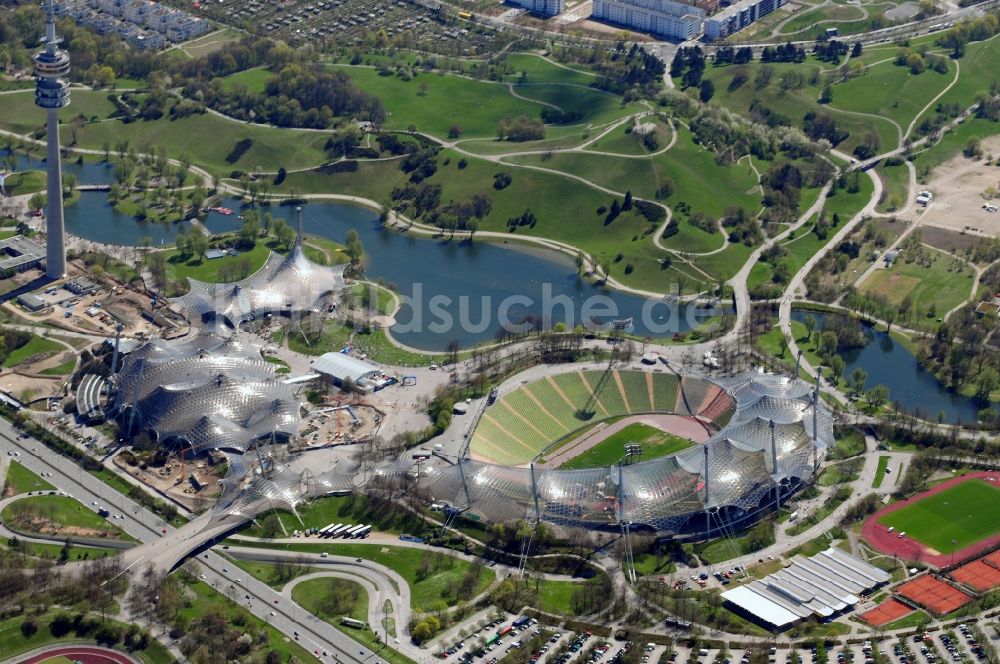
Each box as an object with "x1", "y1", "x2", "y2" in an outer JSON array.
[{"x1": 877, "y1": 477, "x2": 1000, "y2": 554}]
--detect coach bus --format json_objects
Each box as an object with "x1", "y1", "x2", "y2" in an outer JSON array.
[
  {"x1": 330, "y1": 524, "x2": 351, "y2": 538},
  {"x1": 341, "y1": 617, "x2": 367, "y2": 629},
  {"x1": 344, "y1": 524, "x2": 364, "y2": 538},
  {"x1": 353, "y1": 525, "x2": 372, "y2": 539}
]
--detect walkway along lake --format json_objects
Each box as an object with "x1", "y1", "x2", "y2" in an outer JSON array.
[{"x1": 15, "y1": 155, "x2": 715, "y2": 350}]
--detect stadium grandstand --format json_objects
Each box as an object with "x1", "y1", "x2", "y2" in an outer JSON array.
[
  {"x1": 470, "y1": 371, "x2": 738, "y2": 465},
  {"x1": 422, "y1": 369, "x2": 832, "y2": 535}
]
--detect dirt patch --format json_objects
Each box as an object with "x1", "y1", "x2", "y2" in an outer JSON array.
[
  {"x1": 920, "y1": 225, "x2": 984, "y2": 255},
  {"x1": 6, "y1": 513, "x2": 115, "y2": 539},
  {"x1": 920, "y1": 136, "x2": 1000, "y2": 237}
]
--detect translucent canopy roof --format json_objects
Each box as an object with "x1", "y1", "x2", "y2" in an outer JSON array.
[
  {"x1": 173, "y1": 231, "x2": 347, "y2": 325},
  {"x1": 109, "y1": 322, "x2": 300, "y2": 453}
]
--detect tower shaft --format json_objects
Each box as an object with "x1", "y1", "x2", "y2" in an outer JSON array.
[{"x1": 45, "y1": 110, "x2": 66, "y2": 278}]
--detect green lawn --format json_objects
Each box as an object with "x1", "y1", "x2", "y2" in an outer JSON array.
[
  {"x1": 62, "y1": 104, "x2": 333, "y2": 177},
  {"x1": 177, "y1": 578, "x2": 319, "y2": 663},
  {"x1": 1, "y1": 494, "x2": 133, "y2": 541},
  {"x1": 876, "y1": 161, "x2": 911, "y2": 213},
  {"x1": 1, "y1": 170, "x2": 45, "y2": 196},
  {"x1": 558, "y1": 422, "x2": 694, "y2": 469},
  {"x1": 3, "y1": 460, "x2": 54, "y2": 494},
  {"x1": 830, "y1": 62, "x2": 952, "y2": 140},
  {"x1": 0, "y1": 89, "x2": 121, "y2": 135},
  {"x1": 2, "y1": 538, "x2": 118, "y2": 562},
  {"x1": 697, "y1": 61, "x2": 899, "y2": 156},
  {"x1": 330, "y1": 65, "x2": 631, "y2": 140},
  {"x1": 232, "y1": 541, "x2": 495, "y2": 613},
  {"x1": 873, "y1": 455, "x2": 891, "y2": 488},
  {"x1": 883, "y1": 609, "x2": 930, "y2": 630},
  {"x1": 40, "y1": 358, "x2": 77, "y2": 376},
  {"x1": 293, "y1": 577, "x2": 415, "y2": 664},
  {"x1": 162, "y1": 241, "x2": 273, "y2": 290},
  {"x1": 241, "y1": 493, "x2": 429, "y2": 539},
  {"x1": 2, "y1": 335, "x2": 64, "y2": 368},
  {"x1": 534, "y1": 578, "x2": 584, "y2": 615},
  {"x1": 878, "y1": 479, "x2": 1000, "y2": 551},
  {"x1": 859, "y1": 249, "x2": 974, "y2": 324},
  {"x1": 0, "y1": 612, "x2": 173, "y2": 664}
]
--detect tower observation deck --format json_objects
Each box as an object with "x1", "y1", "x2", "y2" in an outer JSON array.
[{"x1": 33, "y1": 0, "x2": 70, "y2": 279}]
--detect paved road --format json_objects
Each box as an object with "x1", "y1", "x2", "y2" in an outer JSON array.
[{"x1": 0, "y1": 428, "x2": 402, "y2": 664}]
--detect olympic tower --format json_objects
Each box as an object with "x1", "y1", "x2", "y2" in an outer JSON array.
[{"x1": 33, "y1": 0, "x2": 70, "y2": 279}]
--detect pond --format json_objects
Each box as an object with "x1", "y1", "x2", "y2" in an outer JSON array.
[{"x1": 791, "y1": 309, "x2": 998, "y2": 425}]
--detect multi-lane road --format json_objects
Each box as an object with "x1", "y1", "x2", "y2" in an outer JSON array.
[{"x1": 0, "y1": 424, "x2": 418, "y2": 664}]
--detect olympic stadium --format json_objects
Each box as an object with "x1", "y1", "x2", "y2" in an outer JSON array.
[{"x1": 417, "y1": 370, "x2": 834, "y2": 536}]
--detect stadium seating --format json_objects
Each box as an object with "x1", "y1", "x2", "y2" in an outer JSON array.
[
  {"x1": 650, "y1": 373, "x2": 680, "y2": 411},
  {"x1": 471, "y1": 371, "x2": 723, "y2": 465},
  {"x1": 619, "y1": 371, "x2": 652, "y2": 412},
  {"x1": 76, "y1": 373, "x2": 107, "y2": 422}
]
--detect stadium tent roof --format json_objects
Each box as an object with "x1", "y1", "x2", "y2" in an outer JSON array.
[
  {"x1": 419, "y1": 369, "x2": 833, "y2": 532},
  {"x1": 312, "y1": 352, "x2": 380, "y2": 384},
  {"x1": 721, "y1": 586, "x2": 800, "y2": 629},
  {"x1": 108, "y1": 320, "x2": 300, "y2": 453},
  {"x1": 721, "y1": 547, "x2": 890, "y2": 629},
  {"x1": 173, "y1": 210, "x2": 347, "y2": 324}
]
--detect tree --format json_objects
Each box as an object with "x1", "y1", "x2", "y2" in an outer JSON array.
[
  {"x1": 448, "y1": 124, "x2": 462, "y2": 139},
  {"x1": 976, "y1": 368, "x2": 999, "y2": 402},
  {"x1": 188, "y1": 227, "x2": 208, "y2": 259},
  {"x1": 622, "y1": 190, "x2": 633, "y2": 211},
  {"x1": 866, "y1": 384, "x2": 890, "y2": 409},
  {"x1": 345, "y1": 229, "x2": 364, "y2": 266},
  {"x1": 829, "y1": 355, "x2": 845, "y2": 383},
  {"x1": 62, "y1": 172, "x2": 77, "y2": 199},
  {"x1": 849, "y1": 367, "x2": 868, "y2": 396},
  {"x1": 819, "y1": 85, "x2": 833, "y2": 104},
  {"x1": 777, "y1": 332, "x2": 789, "y2": 358},
  {"x1": 699, "y1": 78, "x2": 715, "y2": 102},
  {"x1": 28, "y1": 192, "x2": 46, "y2": 212},
  {"x1": 852, "y1": 41, "x2": 863, "y2": 57},
  {"x1": 803, "y1": 314, "x2": 817, "y2": 343}
]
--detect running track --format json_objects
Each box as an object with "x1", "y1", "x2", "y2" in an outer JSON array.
[
  {"x1": 15, "y1": 645, "x2": 140, "y2": 664},
  {"x1": 862, "y1": 471, "x2": 1000, "y2": 568}
]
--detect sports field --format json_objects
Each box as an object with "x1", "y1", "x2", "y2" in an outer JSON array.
[
  {"x1": 557, "y1": 421, "x2": 696, "y2": 470},
  {"x1": 470, "y1": 372, "x2": 729, "y2": 466},
  {"x1": 877, "y1": 478, "x2": 1000, "y2": 552}
]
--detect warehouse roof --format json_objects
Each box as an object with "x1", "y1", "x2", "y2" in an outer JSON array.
[
  {"x1": 721, "y1": 547, "x2": 890, "y2": 629},
  {"x1": 312, "y1": 352, "x2": 380, "y2": 383}
]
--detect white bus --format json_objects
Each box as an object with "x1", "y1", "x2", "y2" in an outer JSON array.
[
  {"x1": 330, "y1": 524, "x2": 351, "y2": 538},
  {"x1": 344, "y1": 524, "x2": 364, "y2": 538},
  {"x1": 341, "y1": 617, "x2": 367, "y2": 629},
  {"x1": 353, "y1": 525, "x2": 372, "y2": 539},
  {"x1": 320, "y1": 523, "x2": 341, "y2": 537}
]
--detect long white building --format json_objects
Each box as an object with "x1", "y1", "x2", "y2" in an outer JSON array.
[
  {"x1": 591, "y1": 0, "x2": 705, "y2": 40},
  {"x1": 703, "y1": 0, "x2": 785, "y2": 40},
  {"x1": 507, "y1": 0, "x2": 565, "y2": 17}
]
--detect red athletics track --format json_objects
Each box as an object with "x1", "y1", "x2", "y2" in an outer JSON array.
[
  {"x1": 861, "y1": 471, "x2": 1000, "y2": 568},
  {"x1": 15, "y1": 645, "x2": 140, "y2": 664}
]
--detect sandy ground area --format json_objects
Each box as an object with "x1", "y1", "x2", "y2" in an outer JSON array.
[
  {"x1": 919, "y1": 136, "x2": 1000, "y2": 238},
  {"x1": 539, "y1": 413, "x2": 709, "y2": 468}
]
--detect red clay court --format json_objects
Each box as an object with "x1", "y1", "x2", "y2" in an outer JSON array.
[
  {"x1": 860, "y1": 598, "x2": 915, "y2": 626},
  {"x1": 862, "y1": 471, "x2": 1000, "y2": 568},
  {"x1": 896, "y1": 576, "x2": 973, "y2": 615},
  {"x1": 949, "y1": 559, "x2": 1000, "y2": 592}
]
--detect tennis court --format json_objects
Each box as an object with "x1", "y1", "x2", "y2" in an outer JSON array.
[
  {"x1": 896, "y1": 575, "x2": 973, "y2": 615},
  {"x1": 949, "y1": 559, "x2": 1000, "y2": 592},
  {"x1": 860, "y1": 598, "x2": 914, "y2": 626}
]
